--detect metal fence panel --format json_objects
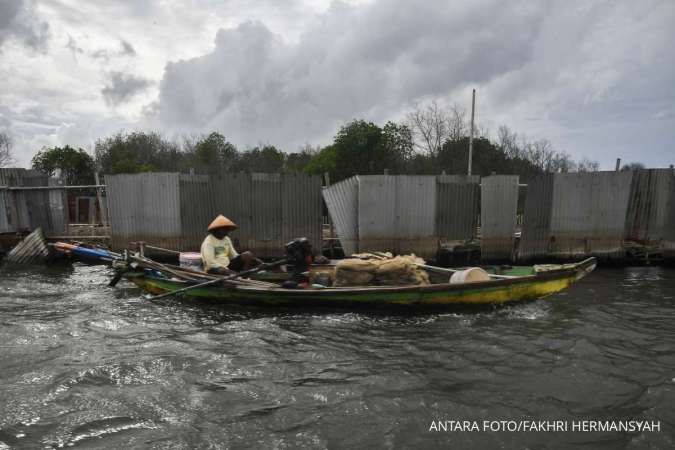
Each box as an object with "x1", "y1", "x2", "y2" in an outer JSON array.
[
  {"x1": 518, "y1": 174, "x2": 554, "y2": 261},
  {"x1": 394, "y1": 176, "x2": 437, "y2": 257},
  {"x1": 282, "y1": 173, "x2": 323, "y2": 253},
  {"x1": 178, "y1": 174, "x2": 213, "y2": 251},
  {"x1": 549, "y1": 171, "x2": 633, "y2": 259},
  {"x1": 624, "y1": 169, "x2": 674, "y2": 243},
  {"x1": 47, "y1": 178, "x2": 68, "y2": 235},
  {"x1": 106, "y1": 173, "x2": 181, "y2": 251},
  {"x1": 20, "y1": 172, "x2": 53, "y2": 233},
  {"x1": 661, "y1": 176, "x2": 675, "y2": 261},
  {"x1": 322, "y1": 176, "x2": 359, "y2": 256},
  {"x1": 481, "y1": 175, "x2": 519, "y2": 261},
  {"x1": 180, "y1": 172, "x2": 322, "y2": 257},
  {"x1": 0, "y1": 169, "x2": 67, "y2": 235},
  {"x1": 436, "y1": 175, "x2": 480, "y2": 241},
  {"x1": 357, "y1": 175, "x2": 398, "y2": 254},
  {"x1": 250, "y1": 173, "x2": 283, "y2": 258}
]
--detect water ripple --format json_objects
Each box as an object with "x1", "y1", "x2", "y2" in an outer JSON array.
[{"x1": 0, "y1": 264, "x2": 673, "y2": 448}]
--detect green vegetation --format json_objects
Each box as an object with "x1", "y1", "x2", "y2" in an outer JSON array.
[
  {"x1": 28, "y1": 102, "x2": 607, "y2": 182},
  {"x1": 31, "y1": 145, "x2": 96, "y2": 185}
]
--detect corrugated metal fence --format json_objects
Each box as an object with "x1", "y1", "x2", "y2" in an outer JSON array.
[
  {"x1": 480, "y1": 175, "x2": 520, "y2": 261},
  {"x1": 105, "y1": 170, "x2": 675, "y2": 263},
  {"x1": 323, "y1": 175, "x2": 479, "y2": 258},
  {"x1": 519, "y1": 170, "x2": 675, "y2": 261},
  {"x1": 322, "y1": 177, "x2": 359, "y2": 256},
  {"x1": 107, "y1": 172, "x2": 323, "y2": 257},
  {"x1": 0, "y1": 168, "x2": 67, "y2": 235},
  {"x1": 662, "y1": 175, "x2": 675, "y2": 261},
  {"x1": 436, "y1": 175, "x2": 480, "y2": 241},
  {"x1": 106, "y1": 172, "x2": 182, "y2": 251},
  {"x1": 624, "y1": 169, "x2": 674, "y2": 243}
]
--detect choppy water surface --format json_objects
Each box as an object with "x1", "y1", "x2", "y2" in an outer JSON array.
[{"x1": 0, "y1": 263, "x2": 673, "y2": 449}]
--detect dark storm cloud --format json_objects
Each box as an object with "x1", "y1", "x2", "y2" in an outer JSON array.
[
  {"x1": 102, "y1": 72, "x2": 152, "y2": 105},
  {"x1": 154, "y1": 1, "x2": 548, "y2": 149},
  {"x1": 151, "y1": 0, "x2": 674, "y2": 165},
  {"x1": 0, "y1": 0, "x2": 49, "y2": 51}
]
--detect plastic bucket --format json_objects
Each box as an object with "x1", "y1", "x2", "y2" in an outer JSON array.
[{"x1": 179, "y1": 252, "x2": 203, "y2": 270}]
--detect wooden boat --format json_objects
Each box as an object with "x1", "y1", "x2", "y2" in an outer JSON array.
[{"x1": 122, "y1": 257, "x2": 596, "y2": 308}]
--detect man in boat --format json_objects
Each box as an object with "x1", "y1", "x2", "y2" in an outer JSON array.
[{"x1": 201, "y1": 215, "x2": 261, "y2": 275}]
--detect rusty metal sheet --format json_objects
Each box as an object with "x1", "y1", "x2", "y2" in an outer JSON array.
[{"x1": 481, "y1": 175, "x2": 519, "y2": 261}]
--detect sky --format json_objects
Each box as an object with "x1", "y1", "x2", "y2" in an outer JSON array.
[{"x1": 0, "y1": 0, "x2": 673, "y2": 169}]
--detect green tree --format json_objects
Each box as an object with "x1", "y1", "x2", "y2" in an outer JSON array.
[
  {"x1": 31, "y1": 145, "x2": 96, "y2": 185},
  {"x1": 304, "y1": 145, "x2": 338, "y2": 176},
  {"x1": 94, "y1": 131, "x2": 184, "y2": 174},
  {"x1": 285, "y1": 145, "x2": 315, "y2": 173},
  {"x1": 381, "y1": 121, "x2": 414, "y2": 172},
  {"x1": 233, "y1": 145, "x2": 285, "y2": 173},
  {"x1": 621, "y1": 162, "x2": 645, "y2": 171},
  {"x1": 192, "y1": 132, "x2": 239, "y2": 174}
]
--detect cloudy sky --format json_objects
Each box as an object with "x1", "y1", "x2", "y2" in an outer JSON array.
[{"x1": 0, "y1": 0, "x2": 673, "y2": 168}]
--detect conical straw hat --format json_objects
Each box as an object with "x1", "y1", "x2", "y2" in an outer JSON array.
[{"x1": 207, "y1": 215, "x2": 238, "y2": 231}]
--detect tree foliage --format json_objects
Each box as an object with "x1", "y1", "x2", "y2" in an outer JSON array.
[
  {"x1": 31, "y1": 145, "x2": 96, "y2": 185},
  {"x1": 95, "y1": 131, "x2": 184, "y2": 174},
  {"x1": 78, "y1": 104, "x2": 611, "y2": 182}
]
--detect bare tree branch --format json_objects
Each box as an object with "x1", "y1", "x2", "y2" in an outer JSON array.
[{"x1": 0, "y1": 132, "x2": 16, "y2": 168}]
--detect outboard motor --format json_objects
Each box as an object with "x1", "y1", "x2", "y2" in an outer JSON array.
[{"x1": 283, "y1": 237, "x2": 313, "y2": 286}]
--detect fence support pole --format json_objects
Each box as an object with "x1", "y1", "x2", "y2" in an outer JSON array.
[{"x1": 468, "y1": 89, "x2": 476, "y2": 176}]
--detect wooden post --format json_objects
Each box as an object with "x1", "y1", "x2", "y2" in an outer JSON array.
[
  {"x1": 468, "y1": 89, "x2": 476, "y2": 176},
  {"x1": 94, "y1": 172, "x2": 107, "y2": 225},
  {"x1": 384, "y1": 168, "x2": 389, "y2": 175},
  {"x1": 615, "y1": 158, "x2": 621, "y2": 172}
]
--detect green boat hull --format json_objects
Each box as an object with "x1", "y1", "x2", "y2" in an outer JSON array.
[{"x1": 125, "y1": 258, "x2": 596, "y2": 308}]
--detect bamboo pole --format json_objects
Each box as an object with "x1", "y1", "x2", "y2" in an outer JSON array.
[
  {"x1": 0, "y1": 185, "x2": 106, "y2": 191},
  {"x1": 150, "y1": 258, "x2": 287, "y2": 300}
]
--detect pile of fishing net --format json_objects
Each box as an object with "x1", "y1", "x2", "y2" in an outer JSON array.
[{"x1": 333, "y1": 252, "x2": 430, "y2": 287}]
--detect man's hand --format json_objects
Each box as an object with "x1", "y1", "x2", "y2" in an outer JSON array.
[
  {"x1": 208, "y1": 267, "x2": 236, "y2": 276},
  {"x1": 217, "y1": 267, "x2": 236, "y2": 276}
]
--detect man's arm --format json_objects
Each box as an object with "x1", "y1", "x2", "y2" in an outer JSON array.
[{"x1": 228, "y1": 237, "x2": 239, "y2": 258}]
